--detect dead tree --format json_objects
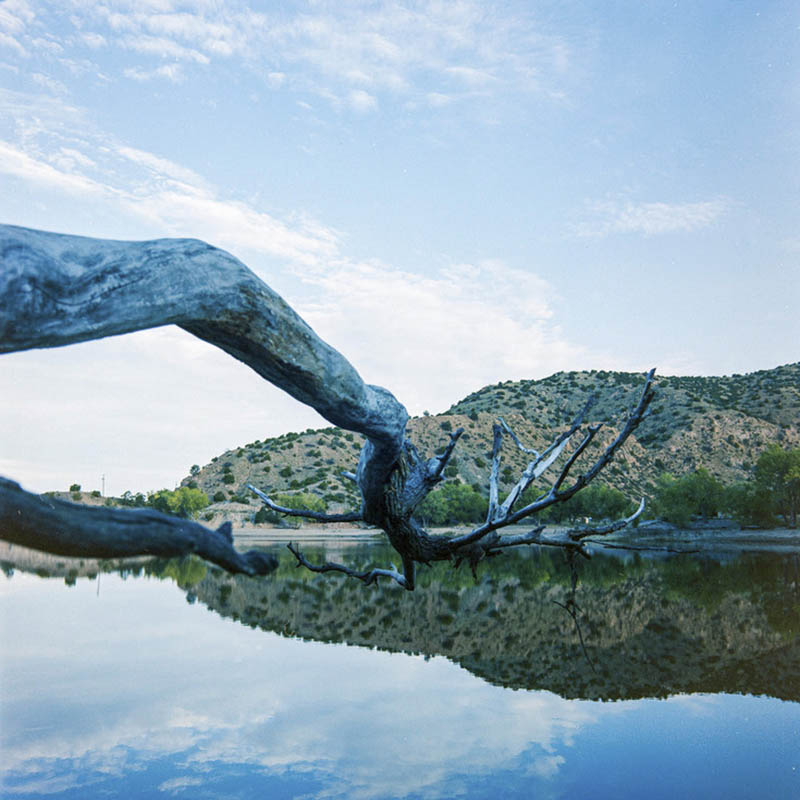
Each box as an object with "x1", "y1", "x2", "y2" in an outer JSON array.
[{"x1": 0, "y1": 223, "x2": 654, "y2": 587}]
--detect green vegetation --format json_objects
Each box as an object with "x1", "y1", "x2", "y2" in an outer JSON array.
[
  {"x1": 272, "y1": 491, "x2": 326, "y2": 514},
  {"x1": 725, "y1": 445, "x2": 800, "y2": 528},
  {"x1": 537, "y1": 483, "x2": 635, "y2": 524},
  {"x1": 649, "y1": 445, "x2": 800, "y2": 528},
  {"x1": 254, "y1": 507, "x2": 282, "y2": 524},
  {"x1": 651, "y1": 469, "x2": 724, "y2": 527},
  {"x1": 146, "y1": 487, "x2": 210, "y2": 519},
  {"x1": 417, "y1": 483, "x2": 488, "y2": 526}
]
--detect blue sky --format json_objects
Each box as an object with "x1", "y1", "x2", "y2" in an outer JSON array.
[{"x1": 0, "y1": 0, "x2": 798, "y2": 495}]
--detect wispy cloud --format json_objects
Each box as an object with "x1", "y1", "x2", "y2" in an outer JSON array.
[
  {"x1": 577, "y1": 197, "x2": 730, "y2": 237},
  {"x1": 123, "y1": 63, "x2": 183, "y2": 82},
  {"x1": 29, "y1": 1, "x2": 573, "y2": 114},
  {"x1": 0, "y1": 0, "x2": 33, "y2": 57},
  {"x1": 0, "y1": 30, "x2": 25, "y2": 56},
  {"x1": 0, "y1": 95, "x2": 339, "y2": 266},
  {"x1": 293, "y1": 256, "x2": 581, "y2": 414},
  {"x1": 31, "y1": 71, "x2": 68, "y2": 93},
  {"x1": 0, "y1": 87, "x2": 586, "y2": 417},
  {"x1": 0, "y1": 0, "x2": 34, "y2": 33},
  {"x1": 347, "y1": 88, "x2": 377, "y2": 113}
]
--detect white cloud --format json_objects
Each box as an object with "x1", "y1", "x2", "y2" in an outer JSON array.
[
  {"x1": 347, "y1": 88, "x2": 377, "y2": 112},
  {"x1": 116, "y1": 143, "x2": 207, "y2": 186},
  {"x1": 0, "y1": 139, "x2": 112, "y2": 197},
  {"x1": 123, "y1": 62, "x2": 183, "y2": 81},
  {"x1": 31, "y1": 71, "x2": 68, "y2": 94},
  {"x1": 0, "y1": 29, "x2": 26, "y2": 55},
  {"x1": 0, "y1": 127, "x2": 339, "y2": 267},
  {"x1": 426, "y1": 91, "x2": 453, "y2": 107},
  {"x1": 30, "y1": 35, "x2": 63, "y2": 55},
  {"x1": 445, "y1": 64, "x2": 496, "y2": 86},
  {"x1": 578, "y1": 197, "x2": 730, "y2": 237},
  {"x1": 266, "y1": 70, "x2": 284, "y2": 88},
  {"x1": 122, "y1": 33, "x2": 210, "y2": 63},
  {"x1": 0, "y1": 0, "x2": 34, "y2": 33},
  {"x1": 81, "y1": 31, "x2": 107, "y2": 48},
  {"x1": 294, "y1": 256, "x2": 581, "y2": 414}
]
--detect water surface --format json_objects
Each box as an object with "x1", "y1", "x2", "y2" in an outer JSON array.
[{"x1": 1, "y1": 538, "x2": 798, "y2": 798}]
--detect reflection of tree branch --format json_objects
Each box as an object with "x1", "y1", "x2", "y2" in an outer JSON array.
[
  {"x1": 553, "y1": 549, "x2": 597, "y2": 673},
  {"x1": 287, "y1": 542, "x2": 409, "y2": 588}
]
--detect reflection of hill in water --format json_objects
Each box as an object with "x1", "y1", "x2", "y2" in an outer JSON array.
[
  {"x1": 4, "y1": 541, "x2": 799, "y2": 702},
  {"x1": 192, "y1": 544, "x2": 800, "y2": 702}
]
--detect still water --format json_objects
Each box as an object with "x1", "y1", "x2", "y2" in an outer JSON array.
[{"x1": 1, "y1": 537, "x2": 799, "y2": 799}]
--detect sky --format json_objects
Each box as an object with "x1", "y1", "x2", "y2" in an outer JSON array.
[{"x1": 0, "y1": 0, "x2": 798, "y2": 495}]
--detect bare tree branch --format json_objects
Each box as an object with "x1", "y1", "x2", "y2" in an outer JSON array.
[
  {"x1": 0, "y1": 224, "x2": 408, "y2": 518},
  {"x1": 486, "y1": 423, "x2": 503, "y2": 523},
  {"x1": 568, "y1": 497, "x2": 646, "y2": 541},
  {"x1": 429, "y1": 427, "x2": 465, "y2": 481},
  {"x1": 0, "y1": 478, "x2": 277, "y2": 576},
  {"x1": 247, "y1": 484, "x2": 362, "y2": 522},
  {"x1": 502, "y1": 368, "x2": 656, "y2": 525}
]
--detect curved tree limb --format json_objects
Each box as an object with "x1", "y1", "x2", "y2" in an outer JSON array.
[{"x1": 0, "y1": 224, "x2": 408, "y2": 509}]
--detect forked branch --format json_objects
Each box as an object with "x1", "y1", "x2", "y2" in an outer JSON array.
[{"x1": 445, "y1": 370, "x2": 654, "y2": 553}]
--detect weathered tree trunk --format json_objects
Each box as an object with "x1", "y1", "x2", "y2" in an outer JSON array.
[{"x1": 0, "y1": 224, "x2": 654, "y2": 588}]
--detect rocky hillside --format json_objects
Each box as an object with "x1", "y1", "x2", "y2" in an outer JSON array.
[{"x1": 182, "y1": 363, "x2": 799, "y2": 523}]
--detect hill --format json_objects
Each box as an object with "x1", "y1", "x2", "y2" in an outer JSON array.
[{"x1": 182, "y1": 363, "x2": 800, "y2": 524}]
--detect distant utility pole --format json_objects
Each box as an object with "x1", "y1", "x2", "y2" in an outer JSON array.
[{"x1": 101, "y1": 474, "x2": 105, "y2": 497}]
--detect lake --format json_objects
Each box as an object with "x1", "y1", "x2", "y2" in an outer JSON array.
[{"x1": 1, "y1": 534, "x2": 799, "y2": 799}]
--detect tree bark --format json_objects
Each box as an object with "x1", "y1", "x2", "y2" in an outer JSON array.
[{"x1": 0, "y1": 224, "x2": 654, "y2": 587}]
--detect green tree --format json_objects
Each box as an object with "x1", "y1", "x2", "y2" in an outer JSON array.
[
  {"x1": 272, "y1": 492, "x2": 326, "y2": 514},
  {"x1": 535, "y1": 483, "x2": 634, "y2": 523},
  {"x1": 754, "y1": 445, "x2": 800, "y2": 527},
  {"x1": 652, "y1": 469, "x2": 724, "y2": 526},
  {"x1": 147, "y1": 487, "x2": 209, "y2": 519},
  {"x1": 724, "y1": 481, "x2": 776, "y2": 528},
  {"x1": 417, "y1": 483, "x2": 488, "y2": 526}
]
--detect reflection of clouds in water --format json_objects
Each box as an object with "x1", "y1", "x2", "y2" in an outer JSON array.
[{"x1": 2, "y1": 573, "x2": 625, "y2": 798}]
